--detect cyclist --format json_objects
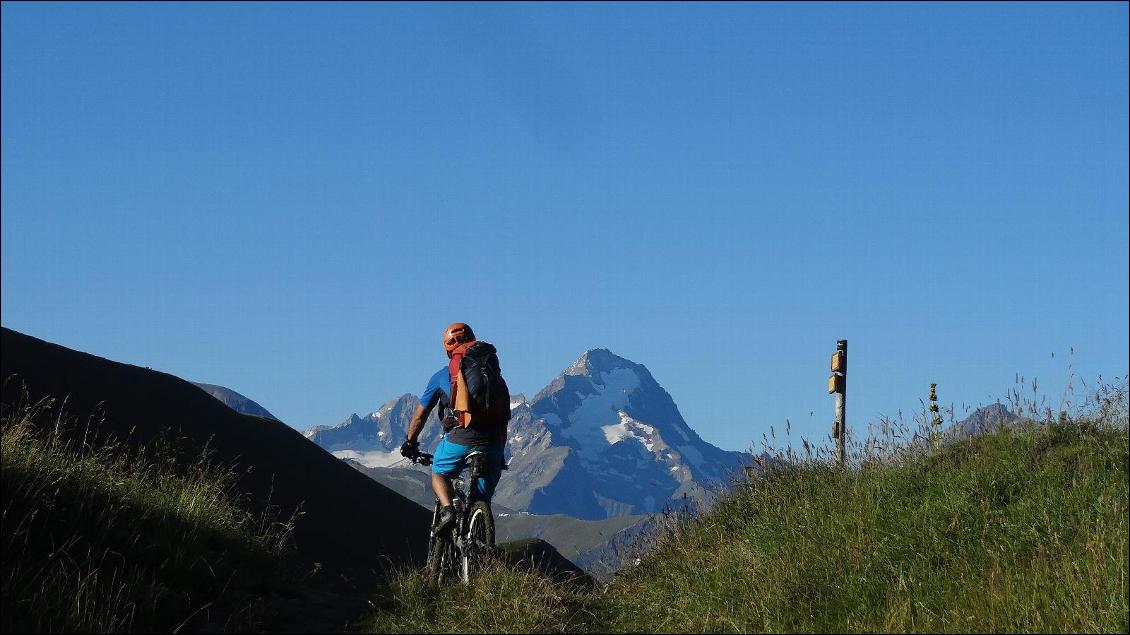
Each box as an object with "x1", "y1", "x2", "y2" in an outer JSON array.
[{"x1": 400, "y1": 322, "x2": 508, "y2": 535}]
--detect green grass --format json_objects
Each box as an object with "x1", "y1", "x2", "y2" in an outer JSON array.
[
  {"x1": 596, "y1": 419, "x2": 1128, "y2": 633},
  {"x1": 365, "y1": 411, "x2": 1129, "y2": 633},
  {"x1": 1, "y1": 394, "x2": 299, "y2": 633},
  {"x1": 367, "y1": 557, "x2": 583, "y2": 634}
]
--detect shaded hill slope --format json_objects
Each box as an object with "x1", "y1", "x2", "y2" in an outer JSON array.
[
  {"x1": 0, "y1": 327, "x2": 431, "y2": 585},
  {"x1": 496, "y1": 538, "x2": 595, "y2": 589}
]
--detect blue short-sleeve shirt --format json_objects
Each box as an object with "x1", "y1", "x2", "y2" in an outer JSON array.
[{"x1": 420, "y1": 367, "x2": 450, "y2": 410}]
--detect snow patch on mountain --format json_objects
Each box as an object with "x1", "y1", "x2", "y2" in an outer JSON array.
[
  {"x1": 601, "y1": 411, "x2": 657, "y2": 451},
  {"x1": 332, "y1": 449, "x2": 405, "y2": 468},
  {"x1": 560, "y1": 367, "x2": 641, "y2": 450}
]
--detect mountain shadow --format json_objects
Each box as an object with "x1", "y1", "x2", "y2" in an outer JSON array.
[{"x1": 0, "y1": 327, "x2": 431, "y2": 587}]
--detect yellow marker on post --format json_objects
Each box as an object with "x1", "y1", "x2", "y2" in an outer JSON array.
[
  {"x1": 831, "y1": 351, "x2": 845, "y2": 372},
  {"x1": 828, "y1": 374, "x2": 842, "y2": 394}
]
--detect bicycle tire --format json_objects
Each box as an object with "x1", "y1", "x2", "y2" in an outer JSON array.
[
  {"x1": 461, "y1": 501, "x2": 495, "y2": 583},
  {"x1": 426, "y1": 533, "x2": 459, "y2": 583},
  {"x1": 425, "y1": 501, "x2": 459, "y2": 584}
]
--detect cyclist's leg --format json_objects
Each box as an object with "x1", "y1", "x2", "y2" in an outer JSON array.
[
  {"x1": 431, "y1": 473, "x2": 454, "y2": 507},
  {"x1": 431, "y1": 434, "x2": 472, "y2": 503},
  {"x1": 471, "y1": 442, "x2": 505, "y2": 503}
]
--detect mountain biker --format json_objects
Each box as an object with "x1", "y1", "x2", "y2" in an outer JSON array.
[{"x1": 400, "y1": 323, "x2": 508, "y2": 535}]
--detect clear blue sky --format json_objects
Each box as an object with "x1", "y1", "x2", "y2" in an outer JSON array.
[{"x1": 3, "y1": 2, "x2": 1127, "y2": 452}]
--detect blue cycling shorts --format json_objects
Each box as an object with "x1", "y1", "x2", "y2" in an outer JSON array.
[{"x1": 431, "y1": 434, "x2": 505, "y2": 501}]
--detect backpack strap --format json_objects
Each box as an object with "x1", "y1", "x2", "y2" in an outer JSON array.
[{"x1": 448, "y1": 340, "x2": 477, "y2": 426}]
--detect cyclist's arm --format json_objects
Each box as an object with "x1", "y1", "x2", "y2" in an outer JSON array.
[
  {"x1": 406, "y1": 404, "x2": 430, "y2": 443},
  {"x1": 407, "y1": 367, "x2": 449, "y2": 443}
]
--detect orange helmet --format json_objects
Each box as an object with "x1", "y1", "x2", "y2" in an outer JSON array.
[{"x1": 443, "y1": 323, "x2": 476, "y2": 356}]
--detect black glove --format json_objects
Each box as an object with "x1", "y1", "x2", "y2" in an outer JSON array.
[{"x1": 400, "y1": 438, "x2": 420, "y2": 459}]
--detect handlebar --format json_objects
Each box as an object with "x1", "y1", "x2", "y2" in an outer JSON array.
[{"x1": 409, "y1": 452, "x2": 508, "y2": 471}]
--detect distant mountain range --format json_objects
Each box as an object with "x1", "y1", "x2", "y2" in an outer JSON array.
[
  {"x1": 305, "y1": 348, "x2": 751, "y2": 521},
  {"x1": 948, "y1": 403, "x2": 1019, "y2": 438},
  {"x1": 192, "y1": 382, "x2": 278, "y2": 420}
]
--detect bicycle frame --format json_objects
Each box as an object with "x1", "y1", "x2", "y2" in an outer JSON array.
[{"x1": 411, "y1": 450, "x2": 501, "y2": 582}]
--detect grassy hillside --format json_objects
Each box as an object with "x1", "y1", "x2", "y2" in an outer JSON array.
[
  {"x1": 365, "y1": 408, "x2": 1129, "y2": 633},
  {"x1": 595, "y1": 418, "x2": 1128, "y2": 632},
  {"x1": 1, "y1": 394, "x2": 299, "y2": 632}
]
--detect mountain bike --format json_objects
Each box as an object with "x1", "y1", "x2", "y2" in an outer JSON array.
[{"x1": 410, "y1": 450, "x2": 502, "y2": 583}]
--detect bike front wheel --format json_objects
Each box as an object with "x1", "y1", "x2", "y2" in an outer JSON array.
[
  {"x1": 426, "y1": 532, "x2": 459, "y2": 584},
  {"x1": 461, "y1": 501, "x2": 495, "y2": 583}
]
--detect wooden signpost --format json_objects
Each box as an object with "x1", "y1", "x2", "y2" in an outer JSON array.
[{"x1": 828, "y1": 339, "x2": 847, "y2": 468}]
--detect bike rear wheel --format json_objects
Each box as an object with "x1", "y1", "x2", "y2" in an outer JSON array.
[{"x1": 461, "y1": 501, "x2": 495, "y2": 582}]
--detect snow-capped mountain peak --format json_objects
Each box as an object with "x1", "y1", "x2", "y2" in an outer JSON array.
[
  {"x1": 564, "y1": 348, "x2": 639, "y2": 378},
  {"x1": 501, "y1": 349, "x2": 748, "y2": 519}
]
